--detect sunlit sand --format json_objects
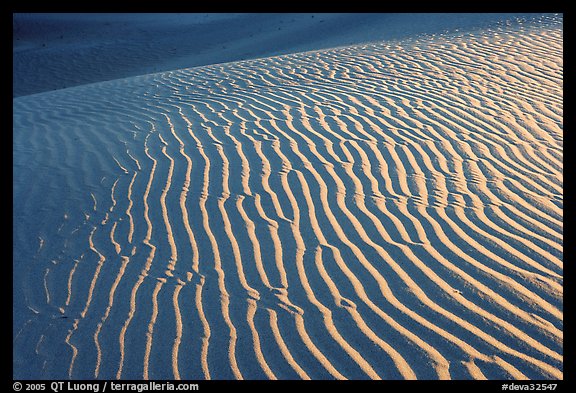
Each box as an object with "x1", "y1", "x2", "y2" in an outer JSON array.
[{"x1": 13, "y1": 13, "x2": 562, "y2": 380}]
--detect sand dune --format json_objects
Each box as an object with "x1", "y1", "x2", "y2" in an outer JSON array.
[
  {"x1": 13, "y1": 13, "x2": 544, "y2": 97},
  {"x1": 13, "y1": 14, "x2": 562, "y2": 380}
]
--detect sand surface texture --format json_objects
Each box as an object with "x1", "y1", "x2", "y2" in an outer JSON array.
[{"x1": 13, "y1": 14, "x2": 562, "y2": 379}]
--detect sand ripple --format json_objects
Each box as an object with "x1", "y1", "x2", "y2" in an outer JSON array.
[{"x1": 13, "y1": 15, "x2": 562, "y2": 379}]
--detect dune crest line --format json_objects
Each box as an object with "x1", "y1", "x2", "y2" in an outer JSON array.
[{"x1": 13, "y1": 15, "x2": 562, "y2": 380}]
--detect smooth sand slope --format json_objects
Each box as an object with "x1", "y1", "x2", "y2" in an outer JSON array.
[
  {"x1": 13, "y1": 14, "x2": 562, "y2": 380},
  {"x1": 13, "y1": 13, "x2": 541, "y2": 97}
]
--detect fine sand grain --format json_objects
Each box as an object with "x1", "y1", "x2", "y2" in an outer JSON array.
[{"x1": 13, "y1": 14, "x2": 562, "y2": 380}]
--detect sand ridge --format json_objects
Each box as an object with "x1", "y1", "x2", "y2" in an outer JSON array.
[
  {"x1": 13, "y1": 13, "x2": 547, "y2": 98},
  {"x1": 13, "y1": 14, "x2": 562, "y2": 379}
]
